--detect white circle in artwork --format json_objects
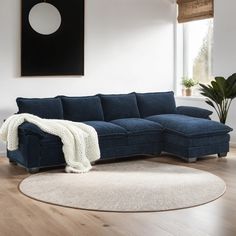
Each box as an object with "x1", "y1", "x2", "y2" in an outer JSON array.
[{"x1": 29, "y1": 3, "x2": 61, "y2": 35}]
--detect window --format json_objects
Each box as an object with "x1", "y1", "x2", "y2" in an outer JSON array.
[{"x1": 176, "y1": 18, "x2": 214, "y2": 96}]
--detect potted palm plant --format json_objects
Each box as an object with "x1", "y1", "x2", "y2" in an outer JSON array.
[
  {"x1": 181, "y1": 77, "x2": 198, "y2": 96},
  {"x1": 199, "y1": 73, "x2": 236, "y2": 124}
]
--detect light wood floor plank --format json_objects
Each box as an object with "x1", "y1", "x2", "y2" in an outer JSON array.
[{"x1": 0, "y1": 149, "x2": 236, "y2": 236}]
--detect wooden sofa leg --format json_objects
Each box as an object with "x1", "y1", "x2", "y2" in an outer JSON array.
[
  {"x1": 187, "y1": 157, "x2": 197, "y2": 163},
  {"x1": 218, "y1": 152, "x2": 227, "y2": 158},
  {"x1": 27, "y1": 167, "x2": 40, "y2": 174}
]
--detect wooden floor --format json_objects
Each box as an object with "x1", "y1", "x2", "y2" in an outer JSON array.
[{"x1": 1, "y1": 150, "x2": 236, "y2": 236}]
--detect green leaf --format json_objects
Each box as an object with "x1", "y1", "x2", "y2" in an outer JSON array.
[
  {"x1": 205, "y1": 99, "x2": 215, "y2": 108},
  {"x1": 199, "y1": 83, "x2": 222, "y2": 104},
  {"x1": 226, "y1": 74, "x2": 236, "y2": 98},
  {"x1": 214, "y1": 77, "x2": 226, "y2": 97},
  {"x1": 210, "y1": 82, "x2": 223, "y2": 104}
]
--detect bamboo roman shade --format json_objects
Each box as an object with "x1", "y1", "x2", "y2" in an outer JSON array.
[{"x1": 177, "y1": 0, "x2": 214, "y2": 23}]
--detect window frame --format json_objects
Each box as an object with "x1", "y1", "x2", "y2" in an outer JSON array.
[{"x1": 175, "y1": 18, "x2": 214, "y2": 97}]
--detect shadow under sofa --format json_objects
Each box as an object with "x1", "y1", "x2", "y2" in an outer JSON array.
[{"x1": 7, "y1": 91, "x2": 232, "y2": 173}]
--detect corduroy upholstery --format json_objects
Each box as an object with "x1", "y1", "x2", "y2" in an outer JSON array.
[
  {"x1": 99, "y1": 93, "x2": 140, "y2": 121},
  {"x1": 59, "y1": 95, "x2": 104, "y2": 122},
  {"x1": 135, "y1": 91, "x2": 177, "y2": 117},
  {"x1": 8, "y1": 92, "x2": 232, "y2": 172},
  {"x1": 17, "y1": 97, "x2": 63, "y2": 119},
  {"x1": 146, "y1": 114, "x2": 232, "y2": 137},
  {"x1": 176, "y1": 106, "x2": 213, "y2": 119}
]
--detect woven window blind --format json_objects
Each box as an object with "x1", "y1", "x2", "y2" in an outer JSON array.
[{"x1": 177, "y1": 0, "x2": 214, "y2": 23}]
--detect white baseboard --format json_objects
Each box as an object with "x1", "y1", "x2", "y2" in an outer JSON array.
[
  {"x1": 230, "y1": 142, "x2": 236, "y2": 148},
  {"x1": 0, "y1": 151, "x2": 6, "y2": 157}
]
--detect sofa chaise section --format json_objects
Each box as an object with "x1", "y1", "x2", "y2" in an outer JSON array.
[
  {"x1": 136, "y1": 91, "x2": 232, "y2": 162},
  {"x1": 147, "y1": 114, "x2": 232, "y2": 162}
]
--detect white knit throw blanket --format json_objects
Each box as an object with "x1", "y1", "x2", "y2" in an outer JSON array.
[{"x1": 0, "y1": 114, "x2": 100, "y2": 173}]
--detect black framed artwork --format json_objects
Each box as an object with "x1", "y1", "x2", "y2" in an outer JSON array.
[{"x1": 21, "y1": 0, "x2": 84, "y2": 76}]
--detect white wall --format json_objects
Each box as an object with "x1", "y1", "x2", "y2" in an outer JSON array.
[
  {"x1": 213, "y1": 0, "x2": 236, "y2": 77},
  {"x1": 177, "y1": 0, "x2": 236, "y2": 145},
  {"x1": 0, "y1": 0, "x2": 176, "y2": 153},
  {"x1": 214, "y1": 0, "x2": 236, "y2": 145}
]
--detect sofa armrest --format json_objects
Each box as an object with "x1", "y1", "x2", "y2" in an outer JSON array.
[
  {"x1": 18, "y1": 122, "x2": 46, "y2": 138},
  {"x1": 176, "y1": 106, "x2": 213, "y2": 119},
  {"x1": 7, "y1": 122, "x2": 45, "y2": 170}
]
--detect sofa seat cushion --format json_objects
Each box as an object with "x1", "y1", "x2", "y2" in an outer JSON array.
[
  {"x1": 83, "y1": 121, "x2": 127, "y2": 137},
  {"x1": 84, "y1": 121, "x2": 130, "y2": 149},
  {"x1": 110, "y1": 118, "x2": 163, "y2": 135},
  {"x1": 32, "y1": 121, "x2": 127, "y2": 146},
  {"x1": 110, "y1": 118, "x2": 163, "y2": 146},
  {"x1": 99, "y1": 93, "x2": 140, "y2": 121},
  {"x1": 60, "y1": 96, "x2": 104, "y2": 122},
  {"x1": 135, "y1": 91, "x2": 176, "y2": 118},
  {"x1": 16, "y1": 97, "x2": 63, "y2": 119},
  {"x1": 146, "y1": 114, "x2": 232, "y2": 138},
  {"x1": 32, "y1": 121, "x2": 128, "y2": 159}
]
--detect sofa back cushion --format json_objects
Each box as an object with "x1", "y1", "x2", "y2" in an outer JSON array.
[
  {"x1": 60, "y1": 96, "x2": 104, "y2": 122},
  {"x1": 99, "y1": 93, "x2": 140, "y2": 121},
  {"x1": 135, "y1": 91, "x2": 177, "y2": 117},
  {"x1": 16, "y1": 97, "x2": 64, "y2": 119}
]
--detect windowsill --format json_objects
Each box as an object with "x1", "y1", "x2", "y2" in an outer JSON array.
[{"x1": 175, "y1": 95, "x2": 206, "y2": 101}]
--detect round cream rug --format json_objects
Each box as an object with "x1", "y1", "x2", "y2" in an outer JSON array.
[{"x1": 19, "y1": 160, "x2": 226, "y2": 212}]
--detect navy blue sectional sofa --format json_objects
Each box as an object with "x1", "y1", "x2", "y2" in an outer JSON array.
[{"x1": 8, "y1": 92, "x2": 232, "y2": 173}]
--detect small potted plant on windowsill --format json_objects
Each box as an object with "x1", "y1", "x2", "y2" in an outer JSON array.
[{"x1": 181, "y1": 77, "x2": 199, "y2": 96}]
